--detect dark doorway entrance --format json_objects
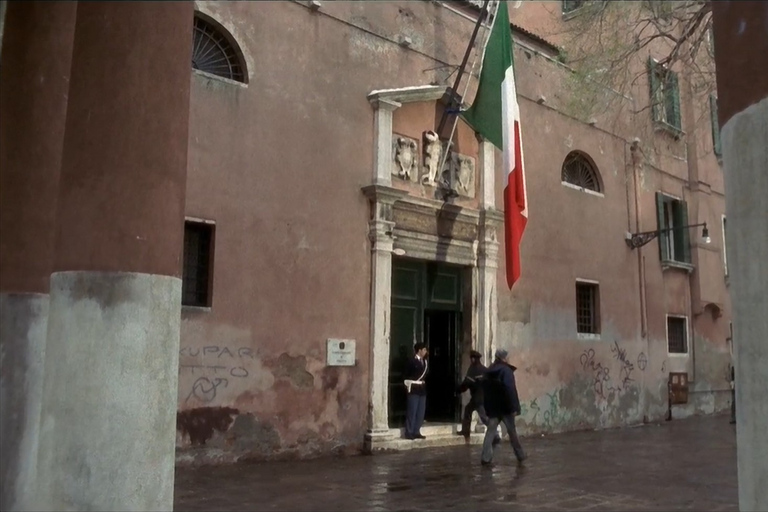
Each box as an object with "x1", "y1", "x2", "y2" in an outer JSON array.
[
  {"x1": 424, "y1": 309, "x2": 459, "y2": 422},
  {"x1": 389, "y1": 258, "x2": 463, "y2": 428}
]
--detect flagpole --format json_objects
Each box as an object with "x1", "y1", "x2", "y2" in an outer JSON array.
[
  {"x1": 436, "y1": 0, "x2": 492, "y2": 138},
  {"x1": 436, "y1": 1, "x2": 500, "y2": 195}
]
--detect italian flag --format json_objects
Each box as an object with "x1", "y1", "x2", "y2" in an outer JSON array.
[{"x1": 462, "y1": 1, "x2": 528, "y2": 289}]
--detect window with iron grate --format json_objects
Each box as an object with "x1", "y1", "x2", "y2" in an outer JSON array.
[
  {"x1": 667, "y1": 316, "x2": 688, "y2": 354},
  {"x1": 192, "y1": 14, "x2": 246, "y2": 83},
  {"x1": 562, "y1": 151, "x2": 601, "y2": 193},
  {"x1": 183, "y1": 221, "x2": 215, "y2": 308},
  {"x1": 576, "y1": 282, "x2": 600, "y2": 334}
]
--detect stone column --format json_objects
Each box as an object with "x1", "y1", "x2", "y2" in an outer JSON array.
[
  {"x1": 0, "y1": 3, "x2": 76, "y2": 511},
  {"x1": 370, "y1": 98, "x2": 401, "y2": 185},
  {"x1": 712, "y1": 3, "x2": 768, "y2": 511},
  {"x1": 477, "y1": 140, "x2": 500, "y2": 363},
  {"x1": 33, "y1": 3, "x2": 193, "y2": 510},
  {"x1": 362, "y1": 186, "x2": 407, "y2": 451}
]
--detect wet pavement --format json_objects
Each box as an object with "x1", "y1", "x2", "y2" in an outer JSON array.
[{"x1": 174, "y1": 414, "x2": 737, "y2": 511}]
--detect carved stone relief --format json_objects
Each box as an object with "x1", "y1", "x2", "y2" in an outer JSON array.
[
  {"x1": 451, "y1": 154, "x2": 476, "y2": 198},
  {"x1": 392, "y1": 136, "x2": 418, "y2": 182},
  {"x1": 422, "y1": 130, "x2": 443, "y2": 186}
]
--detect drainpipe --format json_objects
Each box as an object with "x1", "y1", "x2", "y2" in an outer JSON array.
[
  {"x1": 682, "y1": 69, "x2": 701, "y2": 385},
  {"x1": 629, "y1": 137, "x2": 650, "y2": 422}
]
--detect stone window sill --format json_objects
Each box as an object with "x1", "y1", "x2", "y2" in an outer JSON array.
[{"x1": 662, "y1": 260, "x2": 694, "y2": 273}]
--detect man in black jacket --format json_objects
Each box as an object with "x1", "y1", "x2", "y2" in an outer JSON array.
[
  {"x1": 480, "y1": 349, "x2": 526, "y2": 465},
  {"x1": 404, "y1": 342, "x2": 428, "y2": 440},
  {"x1": 456, "y1": 350, "x2": 499, "y2": 444}
]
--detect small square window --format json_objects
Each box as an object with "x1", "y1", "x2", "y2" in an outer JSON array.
[
  {"x1": 182, "y1": 221, "x2": 215, "y2": 308},
  {"x1": 576, "y1": 282, "x2": 600, "y2": 334},
  {"x1": 667, "y1": 316, "x2": 688, "y2": 354}
]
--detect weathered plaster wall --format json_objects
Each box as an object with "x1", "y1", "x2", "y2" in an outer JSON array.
[
  {"x1": 178, "y1": 0, "x2": 477, "y2": 463},
  {"x1": 176, "y1": 1, "x2": 732, "y2": 462}
]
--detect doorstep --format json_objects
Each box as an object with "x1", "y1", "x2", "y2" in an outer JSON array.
[{"x1": 364, "y1": 422, "x2": 486, "y2": 453}]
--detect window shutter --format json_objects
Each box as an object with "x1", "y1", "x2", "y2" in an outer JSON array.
[
  {"x1": 670, "y1": 72, "x2": 682, "y2": 130},
  {"x1": 675, "y1": 200, "x2": 691, "y2": 263},
  {"x1": 656, "y1": 192, "x2": 670, "y2": 261},
  {"x1": 710, "y1": 94, "x2": 722, "y2": 156},
  {"x1": 648, "y1": 59, "x2": 660, "y2": 122}
]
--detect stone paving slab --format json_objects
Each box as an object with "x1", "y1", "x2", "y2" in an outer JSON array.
[{"x1": 174, "y1": 414, "x2": 738, "y2": 511}]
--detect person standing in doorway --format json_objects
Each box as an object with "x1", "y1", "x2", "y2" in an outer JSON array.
[
  {"x1": 456, "y1": 350, "x2": 499, "y2": 444},
  {"x1": 404, "y1": 342, "x2": 428, "y2": 440},
  {"x1": 480, "y1": 349, "x2": 526, "y2": 466}
]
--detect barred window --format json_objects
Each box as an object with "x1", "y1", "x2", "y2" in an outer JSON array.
[
  {"x1": 192, "y1": 14, "x2": 246, "y2": 83},
  {"x1": 576, "y1": 282, "x2": 600, "y2": 334},
  {"x1": 183, "y1": 221, "x2": 215, "y2": 308},
  {"x1": 562, "y1": 152, "x2": 601, "y2": 192},
  {"x1": 667, "y1": 316, "x2": 688, "y2": 354}
]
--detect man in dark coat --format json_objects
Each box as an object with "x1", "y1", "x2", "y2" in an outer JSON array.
[
  {"x1": 404, "y1": 342, "x2": 428, "y2": 440},
  {"x1": 456, "y1": 350, "x2": 499, "y2": 444},
  {"x1": 480, "y1": 348, "x2": 526, "y2": 465}
]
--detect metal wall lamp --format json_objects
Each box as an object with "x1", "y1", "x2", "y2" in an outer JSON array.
[{"x1": 626, "y1": 222, "x2": 710, "y2": 250}]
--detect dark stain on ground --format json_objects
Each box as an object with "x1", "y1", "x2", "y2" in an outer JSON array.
[{"x1": 177, "y1": 406, "x2": 239, "y2": 446}]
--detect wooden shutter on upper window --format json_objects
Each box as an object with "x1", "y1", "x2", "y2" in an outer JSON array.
[{"x1": 656, "y1": 192, "x2": 670, "y2": 261}]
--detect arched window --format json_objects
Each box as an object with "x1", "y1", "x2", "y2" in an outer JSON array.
[
  {"x1": 561, "y1": 151, "x2": 602, "y2": 193},
  {"x1": 192, "y1": 14, "x2": 247, "y2": 83}
]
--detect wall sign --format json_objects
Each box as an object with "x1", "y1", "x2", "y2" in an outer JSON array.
[{"x1": 327, "y1": 339, "x2": 356, "y2": 367}]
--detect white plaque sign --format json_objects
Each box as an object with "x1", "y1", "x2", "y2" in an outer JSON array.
[{"x1": 327, "y1": 339, "x2": 356, "y2": 367}]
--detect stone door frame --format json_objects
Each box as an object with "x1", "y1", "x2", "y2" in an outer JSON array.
[{"x1": 362, "y1": 86, "x2": 501, "y2": 451}]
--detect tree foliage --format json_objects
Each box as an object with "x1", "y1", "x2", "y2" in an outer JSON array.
[{"x1": 557, "y1": 0, "x2": 715, "y2": 133}]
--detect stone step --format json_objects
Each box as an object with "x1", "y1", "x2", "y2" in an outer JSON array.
[{"x1": 366, "y1": 422, "x2": 490, "y2": 452}]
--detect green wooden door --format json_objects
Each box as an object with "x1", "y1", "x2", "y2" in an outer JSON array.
[{"x1": 389, "y1": 258, "x2": 463, "y2": 427}]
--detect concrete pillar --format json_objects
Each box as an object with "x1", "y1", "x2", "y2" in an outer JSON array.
[
  {"x1": 0, "y1": 3, "x2": 76, "y2": 510},
  {"x1": 32, "y1": 3, "x2": 193, "y2": 510},
  {"x1": 711, "y1": 3, "x2": 768, "y2": 511}
]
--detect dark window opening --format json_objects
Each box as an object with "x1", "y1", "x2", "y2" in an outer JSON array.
[
  {"x1": 655, "y1": 192, "x2": 691, "y2": 264},
  {"x1": 183, "y1": 221, "x2": 214, "y2": 308},
  {"x1": 192, "y1": 15, "x2": 246, "y2": 83},
  {"x1": 562, "y1": 152, "x2": 601, "y2": 192},
  {"x1": 563, "y1": 0, "x2": 586, "y2": 14},
  {"x1": 648, "y1": 59, "x2": 682, "y2": 131},
  {"x1": 667, "y1": 316, "x2": 688, "y2": 354},
  {"x1": 710, "y1": 94, "x2": 722, "y2": 157},
  {"x1": 576, "y1": 282, "x2": 600, "y2": 334}
]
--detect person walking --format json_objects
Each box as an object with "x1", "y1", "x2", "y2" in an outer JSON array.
[
  {"x1": 404, "y1": 342, "x2": 428, "y2": 440},
  {"x1": 480, "y1": 349, "x2": 526, "y2": 466},
  {"x1": 456, "y1": 350, "x2": 499, "y2": 444}
]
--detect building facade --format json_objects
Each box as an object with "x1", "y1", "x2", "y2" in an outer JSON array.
[
  {"x1": 173, "y1": 0, "x2": 732, "y2": 463},
  {"x1": 0, "y1": 2, "x2": 734, "y2": 507}
]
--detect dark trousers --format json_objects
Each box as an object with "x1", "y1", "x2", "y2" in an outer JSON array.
[
  {"x1": 460, "y1": 398, "x2": 490, "y2": 436},
  {"x1": 482, "y1": 414, "x2": 526, "y2": 463},
  {"x1": 405, "y1": 393, "x2": 426, "y2": 438}
]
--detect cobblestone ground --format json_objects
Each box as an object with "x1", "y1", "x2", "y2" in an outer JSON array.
[{"x1": 175, "y1": 414, "x2": 737, "y2": 511}]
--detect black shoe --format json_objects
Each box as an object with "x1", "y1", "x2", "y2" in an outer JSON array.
[
  {"x1": 481, "y1": 460, "x2": 494, "y2": 467},
  {"x1": 517, "y1": 454, "x2": 528, "y2": 463},
  {"x1": 456, "y1": 430, "x2": 470, "y2": 437},
  {"x1": 416, "y1": 434, "x2": 426, "y2": 439}
]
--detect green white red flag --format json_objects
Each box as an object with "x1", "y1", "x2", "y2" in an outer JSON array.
[{"x1": 462, "y1": 1, "x2": 528, "y2": 289}]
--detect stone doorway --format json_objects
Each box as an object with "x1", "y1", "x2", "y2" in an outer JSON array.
[{"x1": 388, "y1": 259, "x2": 463, "y2": 428}]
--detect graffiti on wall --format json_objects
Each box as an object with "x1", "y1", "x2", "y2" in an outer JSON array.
[
  {"x1": 179, "y1": 345, "x2": 257, "y2": 404},
  {"x1": 579, "y1": 340, "x2": 647, "y2": 400}
]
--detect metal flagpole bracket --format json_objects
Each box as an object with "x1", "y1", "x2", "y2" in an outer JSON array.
[{"x1": 625, "y1": 223, "x2": 709, "y2": 250}]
